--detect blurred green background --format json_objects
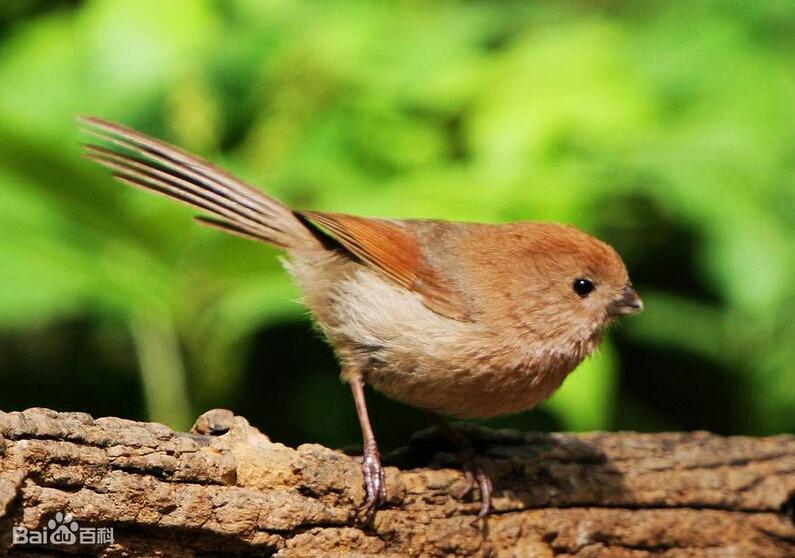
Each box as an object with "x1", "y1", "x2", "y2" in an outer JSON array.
[{"x1": 1, "y1": 0, "x2": 794, "y2": 451}]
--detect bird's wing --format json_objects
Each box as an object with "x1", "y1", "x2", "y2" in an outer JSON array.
[{"x1": 299, "y1": 210, "x2": 473, "y2": 321}]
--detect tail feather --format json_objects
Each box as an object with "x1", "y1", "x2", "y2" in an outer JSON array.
[
  {"x1": 83, "y1": 144, "x2": 283, "y2": 236},
  {"x1": 80, "y1": 116, "x2": 319, "y2": 250},
  {"x1": 194, "y1": 215, "x2": 276, "y2": 244}
]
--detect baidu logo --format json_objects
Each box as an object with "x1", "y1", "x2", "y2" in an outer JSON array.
[{"x1": 12, "y1": 512, "x2": 113, "y2": 546}]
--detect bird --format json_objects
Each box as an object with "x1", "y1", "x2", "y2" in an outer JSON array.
[{"x1": 80, "y1": 116, "x2": 643, "y2": 522}]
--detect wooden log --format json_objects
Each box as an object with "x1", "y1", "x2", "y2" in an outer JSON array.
[{"x1": 1, "y1": 407, "x2": 794, "y2": 557}]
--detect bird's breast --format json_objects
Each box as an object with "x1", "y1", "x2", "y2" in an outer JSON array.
[
  {"x1": 365, "y1": 338, "x2": 589, "y2": 418},
  {"x1": 288, "y1": 255, "x2": 598, "y2": 418}
]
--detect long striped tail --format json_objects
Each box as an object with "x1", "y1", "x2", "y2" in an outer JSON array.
[{"x1": 80, "y1": 116, "x2": 321, "y2": 251}]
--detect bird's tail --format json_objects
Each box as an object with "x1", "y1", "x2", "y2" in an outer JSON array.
[{"x1": 80, "y1": 116, "x2": 321, "y2": 251}]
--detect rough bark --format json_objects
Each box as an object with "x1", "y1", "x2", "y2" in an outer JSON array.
[{"x1": 0, "y1": 408, "x2": 794, "y2": 557}]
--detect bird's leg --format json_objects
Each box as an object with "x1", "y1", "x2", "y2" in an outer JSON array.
[
  {"x1": 350, "y1": 377, "x2": 386, "y2": 524},
  {"x1": 429, "y1": 413, "x2": 493, "y2": 517}
]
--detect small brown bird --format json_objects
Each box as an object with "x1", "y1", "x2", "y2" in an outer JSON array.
[{"x1": 81, "y1": 116, "x2": 643, "y2": 521}]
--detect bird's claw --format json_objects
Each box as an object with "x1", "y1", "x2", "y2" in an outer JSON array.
[
  {"x1": 430, "y1": 415, "x2": 495, "y2": 518},
  {"x1": 359, "y1": 446, "x2": 386, "y2": 524},
  {"x1": 456, "y1": 455, "x2": 492, "y2": 517},
  {"x1": 457, "y1": 468, "x2": 476, "y2": 499}
]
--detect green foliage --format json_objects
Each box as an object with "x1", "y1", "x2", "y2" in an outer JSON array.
[{"x1": 0, "y1": 0, "x2": 793, "y2": 436}]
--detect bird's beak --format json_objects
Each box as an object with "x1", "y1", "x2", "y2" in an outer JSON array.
[{"x1": 609, "y1": 284, "x2": 644, "y2": 316}]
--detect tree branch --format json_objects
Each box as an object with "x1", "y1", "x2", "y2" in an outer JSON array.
[{"x1": 1, "y1": 408, "x2": 794, "y2": 556}]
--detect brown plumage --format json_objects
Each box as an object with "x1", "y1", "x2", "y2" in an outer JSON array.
[{"x1": 80, "y1": 116, "x2": 643, "y2": 521}]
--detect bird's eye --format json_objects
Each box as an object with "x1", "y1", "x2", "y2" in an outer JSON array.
[{"x1": 572, "y1": 278, "x2": 595, "y2": 298}]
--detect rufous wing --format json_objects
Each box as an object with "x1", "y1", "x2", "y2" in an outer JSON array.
[{"x1": 299, "y1": 211, "x2": 473, "y2": 321}]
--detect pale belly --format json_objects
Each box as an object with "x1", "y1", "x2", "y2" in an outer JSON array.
[
  {"x1": 288, "y1": 256, "x2": 595, "y2": 419},
  {"x1": 364, "y1": 346, "x2": 582, "y2": 419}
]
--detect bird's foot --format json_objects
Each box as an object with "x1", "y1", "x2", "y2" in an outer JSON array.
[
  {"x1": 429, "y1": 414, "x2": 493, "y2": 517},
  {"x1": 359, "y1": 443, "x2": 386, "y2": 525},
  {"x1": 456, "y1": 450, "x2": 493, "y2": 517}
]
